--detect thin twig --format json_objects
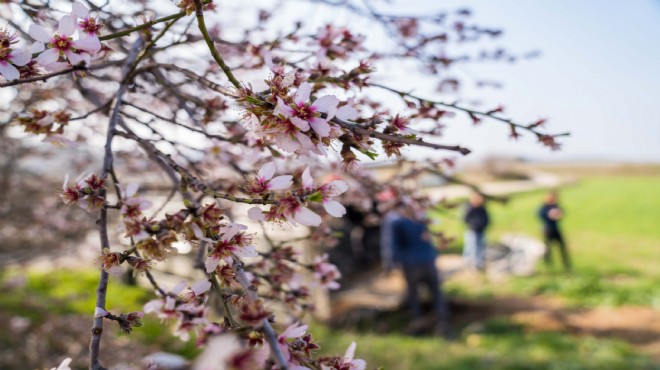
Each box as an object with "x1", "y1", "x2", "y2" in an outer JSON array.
[{"x1": 89, "y1": 37, "x2": 145, "y2": 370}]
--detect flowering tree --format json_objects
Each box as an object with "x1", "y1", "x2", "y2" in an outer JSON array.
[{"x1": 0, "y1": 0, "x2": 567, "y2": 369}]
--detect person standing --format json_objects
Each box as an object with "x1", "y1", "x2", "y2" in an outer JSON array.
[
  {"x1": 539, "y1": 191, "x2": 571, "y2": 271},
  {"x1": 391, "y1": 207, "x2": 451, "y2": 337},
  {"x1": 463, "y1": 193, "x2": 490, "y2": 271}
]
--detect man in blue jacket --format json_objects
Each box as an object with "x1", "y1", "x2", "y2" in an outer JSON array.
[
  {"x1": 539, "y1": 191, "x2": 571, "y2": 271},
  {"x1": 391, "y1": 207, "x2": 450, "y2": 337},
  {"x1": 463, "y1": 193, "x2": 490, "y2": 271}
]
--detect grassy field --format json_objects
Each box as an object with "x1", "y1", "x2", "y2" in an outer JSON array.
[
  {"x1": 1, "y1": 174, "x2": 659, "y2": 369},
  {"x1": 435, "y1": 175, "x2": 660, "y2": 307}
]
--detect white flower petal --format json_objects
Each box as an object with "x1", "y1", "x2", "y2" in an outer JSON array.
[
  {"x1": 268, "y1": 175, "x2": 293, "y2": 191},
  {"x1": 327, "y1": 180, "x2": 349, "y2": 196},
  {"x1": 73, "y1": 36, "x2": 101, "y2": 52},
  {"x1": 258, "y1": 162, "x2": 276, "y2": 180},
  {"x1": 172, "y1": 281, "x2": 187, "y2": 295},
  {"x1": 31, "y1": 42, "x2": 45, "y2": 53},
  {"x1": 58, "y1": 15, "x2": 76, "y2": 36},
  {"x1": 10, "y1": 50, "x2": 31, "y2": 66},
  {"x1": 28, "y1": 24, "x2": 51, "y2": 43},
  {"x1": 344, "y1": 342, "x2": 357, "y2": 361},
  {"x1": 280, "y1": 322, "x2": 308, "y2": 339},
  {"x1": 205, "y1": 256, "x2": 220, "y2": 273},
  {"x1": 294, "y1": 131, "x2": 315, "y2": 150},
  {"x1": 72, "y1": 1, "x2": 89, "y2": 18},
  {"x1": 36, "y1": 48, "x2": 60, "y2": 66},
  {"x1": 0, "y1": 62, "x2": 19, "y2": 81},
  {"x1": 323, "y1": 199, "x2": 346, "y2": 217},
  {"x1": 275, "y1": 97, "x2": 293, "y2": 118},
  {"x1": 294, "y1": 207, "x2": 322, "y2": 227},
  {"x1": 290, "y1": 116, "x2": 310, "y2": 132},
  {"x1": 247, "y1": 207, "x2": 266, "y2": 221},
  {"x1": 336, "y1": 105, "x2": 358, "y2": 121},
  {"x1": 125, "y1": 182, "x2": 139, "y2": 197},
  {"x1": 191, "y1": 279, "x2": 211, "y2": 296},
  {"x1": 294, "y1": 82, "x2": 312, "y2": 105},
  {"x1": 313, "y1": 95, "x2": 339, "y2": 118},
  {"x1": 190, "y1": 222, "x2": 204, "y2": 239},
  {"x1": 310, "y1": 118, "x2": 331, "y2": 138},
  {"x1": 302, "y1": 167, "x2": 314, "y2": 189},
  {"x1": 234, "y1": 244, "x2": 258, "y2": 258}
]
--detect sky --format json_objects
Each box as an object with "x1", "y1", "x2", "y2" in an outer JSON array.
[{"x1": 261, "y1": 0, "x2": 660, "y2": 163}]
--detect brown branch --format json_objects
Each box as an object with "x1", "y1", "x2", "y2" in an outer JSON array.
[
  {"x1": 89, "y1": 37, "x2": 145, "y2": 370},
  {"x1": 0, "y1": 61, "x2": 121, "y2": 88}
]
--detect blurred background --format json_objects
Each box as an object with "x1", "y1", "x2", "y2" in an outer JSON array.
[{"x1": 1, "y1": 0, "x2": 659, "y2": 369}]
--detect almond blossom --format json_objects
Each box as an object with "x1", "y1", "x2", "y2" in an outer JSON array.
[
  {"x1": 71, "y1": 1, "x2": 103, "y2": 47},
  {"x1": 313, "y1": 253, "x2": 341, "y2": 290},
  {"x1": 244, "y1": 162, "x2": 293, "y2": 195},
  {"x1": 29, "y1": 11, "x2": 101, "y2": 70},
  {"x1": 275, "y1": 82, "x2": 339, "y2": 138},
  {"x1": 0, "y1": 27, "x2": 31, "y2": 81},
  {"x1": 302, "y1": 168, "x2": 349, "y2": 217},
  {"x1": 119, "y1": 182, "x2": 152, "y2": 219},
  {"x1": 320, "y1": 342, "x2": 366, "y2": 370}
]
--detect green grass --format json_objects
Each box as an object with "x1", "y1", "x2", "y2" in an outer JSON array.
[
  {"x1": 312, "y1": 319, "x2": 657, "y2": 370},
  {"x1": 433, "y1": 175, "x2": 660, "y2": 307}
]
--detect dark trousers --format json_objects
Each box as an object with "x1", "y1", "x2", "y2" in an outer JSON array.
[
  {"x1": 401, "y1": 261, "x2": 450, "y2": 325},
  {"x1": 543, "y1": 230, "x2": 571, "y2": 271}
]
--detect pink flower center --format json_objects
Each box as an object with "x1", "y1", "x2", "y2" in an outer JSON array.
[
  {"x1": 295, "y1": 104, "x2": 317, "y2": 121},
  {"x1": 50, "y1": 35, "x2": 72, "y2": 51},
  {"x1": 79, "y1": 18, "x2": 103, "y2": 34}
]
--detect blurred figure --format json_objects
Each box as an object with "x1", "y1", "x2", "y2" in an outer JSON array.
[
  {"x1": 378, "y1": 188, "x2": 401, "y2": 273},
  {"x1": 463, "y1": 193, "x2": 490, "y2": 271},
  {"x1": 539, "y1": 190, "x2": 572, "y2": 271},
  {"x1": 391, "y1": 206, "x2": 451, "y2": 337}
]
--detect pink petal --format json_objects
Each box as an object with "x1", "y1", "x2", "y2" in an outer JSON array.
[
  {"x1": 28, "y1": 24, "x2": 51, "y2": 43},
  {"x1": 268, "y1": 175, "x2": 293, "y2": 191},
  {"x1": 205, "y1": 255, "x2": 220, "y2": 273},
  {"x1": 312, "y1": 95, "x2": 339, "y2": 118},
  {"x1": 234, "y1": 244, "x2": 258, "y2": 258},
  {"x1": 258, "y1": 162, "x2": 276, "y2": 180},
  {"x1": 73, "y1": 36, "x2": 101, "y2": 52},
  {"x1": 323, "y1": 199, "x2": 346, "y2": 217},
  {"x1": 302, "y1": 167, "x2": 314, "y2": 189},
  {"x1": 66, "y1": 49, "x2": 86, "y2": 65},
  {"x1": 352, "y1": 359, "x2": 367, "y2": 370},
  {"x1": 72, "y1": 1, "x2": 89, "y2": 18},
  {"x1": 10, "y1": 50, "x2": 31, "y2": 66},
  {"x1": 275, "y1": 97, "x2": 294, "y2": 118},
  {"x1": 172, "y1": 281, "x2": 187, "y2": 295},
  {"x1": 247, "y1": 207, "x2": 266, "y2": 221},
  {"x1": 344, "y1": 342, "x2": 357, "y2": 361},
  {"x1": 336, "y1": 105, "x2": 358, "y2": 121},
  {"x1": 280, "y1": 322, "x2": 308, "y2": 339},
  {"x1": 58, "y1": 15, "x2": 76, "y2": 36},
  {"x1": 309, "y1": 118, "x2": 331, "y2": 137},
  {"x1": 36, "y1": 48, "x2": 60, "y2": 66},
  {"x1": 44, "y1": 61, "x2": 70, "y2": 72},
  {"x1": 290, "y1": 116, "x2": 310, "y2": 132},
  {"x1": 294, "y1": 207, "x2": 321, "y2": 227},
  {"x1": 294, "y1": 82, "x2": 312, "y2": 105},
  {"x1": 276, "y1": 134, "x2": 301, "y2": 152},
  {"x1": 0, "y1": 62, "x2": 19, "y2": 81},
  {"x1": 294, "y1": 132, "x2": 315, "y2": 151},
  {"x1": 125, "y1": 182, "x2": 139, "y2": 197},
  {"x1": 190, "y1": 222, "x2": 205, "y2": 239},
  {"x1": 191, "y1": 279, "x2": 211, "y2": 296},
  {"x1": 31, "y1": 42, "x2": 45, "y2": 53},
  {"x1": 327, "y1": 180, "x2": 349, "y2": 196}
]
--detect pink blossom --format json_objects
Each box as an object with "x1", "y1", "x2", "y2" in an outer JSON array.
[
  {"x1": 0, "y1": 27, "x2": 31, "y2": 81},
  {"x1": 245, "y1": 162, "x2": 293, "y2": 194},
  {"x1": 29, "y1": 12, "x2": 101, "y2": 70},
  {"x1": 313, "y1": 254, "x2": 341, "y2": 290},
  {"x1": 275, "y1": 82, "x2": 338, "y2": 138},
  {"x1": 119, "y1": 182, "x2": 152, "y2": 219},
  {"x1": 302, "y1": 168, "x2": 349, "y2": 218}
]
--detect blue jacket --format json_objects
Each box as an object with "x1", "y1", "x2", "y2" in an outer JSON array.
[{"x1": 391, "y1": 217, "x2": 438, "y2": 265}]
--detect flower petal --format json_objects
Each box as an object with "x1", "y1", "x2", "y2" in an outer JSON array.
[
  {"x1": 125, "y1": 182, "x2": 139, "y2": 197},
  {"x1": 191, "y1": 279, "x2": 211, "y2": 296},
  {"x1": 309, "y1": 118, "x2": 331, "y2": 138},
  {"x1": 0, "y1": 62, "x2": 19, "y2": 81},
  {"x1": 234, "y1": 244, "x2": 258, "y2": 258},
  {"x1": 290, "y1": 116, "x2": 310, "y2": 132},
  {"x1": 205, "y1": 255, "x2": 220, "y2": 273},
  {"x1": 247, "y1": 207, "x2": 266, "y2": 221},
  {"x1": 294, "y1": 82, "x2": 312, "y2": 105},
  {"x1": 10, "y1": 50, "x2": 31, "y2": 66},
  {"x1": 58, "y1": 15, "x2": 76, "y2": 36},
  {"x1": 72, "y1": 1, "x2": 90, "y2": 18},
  {"x1": 31, "y1": 42, "x2": 45, "y2": 53},
  {"x1": 294, "y1": 207, "x2": 322, "y2": 227},
  {"x1": 327, "y1": 180, "x2": 349, "y2": 196},
  {"x1": 294, "y1": 131, "x2": 315, "y2": 151},
  {"x1": 28, "y1": 24, "x2": 51, "y2": 43},
  {"x1": 344, "y1": 342, "x2": 357, "y2": 361},
  {"x1": 268, "y1": 175, "x2": 293, "y2": 191},
  {"x1": 73, "y1": 36, "x2": 101, "y2": 52},
  {"x1": 312, "y1": 95, "x2": 339, "y2": 118},
  {"x1": 336, "y1": 105, "x2": 358, "y2": 121},
  {"x1": 258, "y1": 162, "x2": 276, "y2": 180},
  {"x1": 36, "y1": 48, "x2": 60, "y2": 66},
  {"x1": 275, "y1": 97, "x2": 294, "y2": 118},
  {"x1": 302, "y1": 167, "x2": 314, "y2": 189},
  {"x1": 323, "y1": 199, "x2": 346, "y2": 217}
]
